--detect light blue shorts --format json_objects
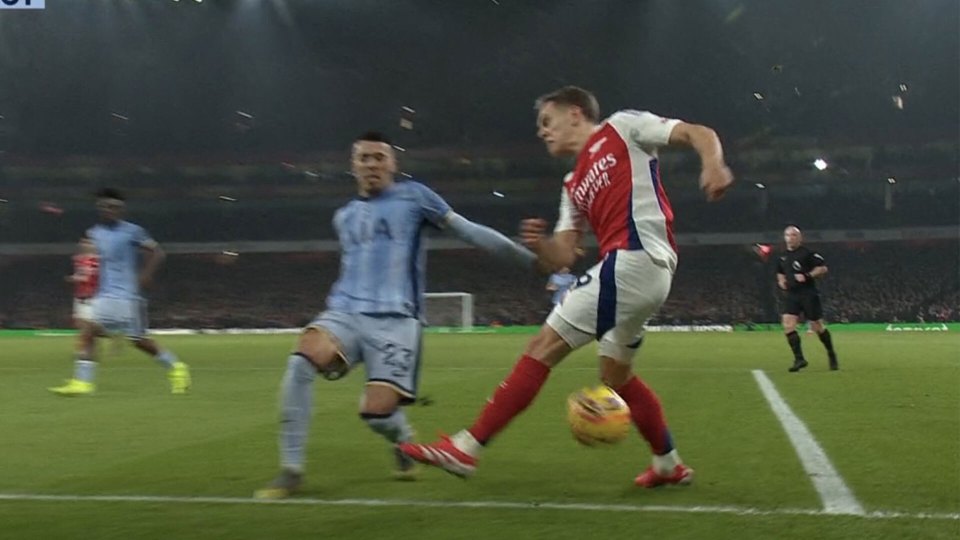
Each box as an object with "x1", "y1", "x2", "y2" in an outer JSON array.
[
  {"x1": 308, "y1": 311, "x2": 422, "y2": 404},
  {"x1": 92, "y1": 296, "x2": 148, "y2": 339}
]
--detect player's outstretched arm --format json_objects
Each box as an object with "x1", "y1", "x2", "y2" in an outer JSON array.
[
  {"x1": 668, "y1": 122, "x2": 734, "y2": 202},
  {"x1": 444, "y1": 212, "x2": 538, "y2": 270},
  {"x1": 520, "y1": 219, "x2": 581, "y2": 273}
]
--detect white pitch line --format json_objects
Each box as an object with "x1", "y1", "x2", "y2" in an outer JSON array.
[
  {"x1": 0, "y1": 366, "x2": 750, "y2": 374},
  {"x1": 0, "y1": 493, "x2": 955, "y2": 521},
  {"x1": 752, "y1": 370, "x2": 865, "y2": 516}
]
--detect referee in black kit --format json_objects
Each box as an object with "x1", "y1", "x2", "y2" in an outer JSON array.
[{"x1": 776, "y1": 226, "x2": 838, "y2": 372}]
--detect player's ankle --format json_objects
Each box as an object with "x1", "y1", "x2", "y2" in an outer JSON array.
[
  {"x1": 652, "y1": 449, "x2": 681, "y2": 475},
  {"x1": 281, "y1": 464, "x2": 304, "y2": 475},
  {"x1": 452, "y1": 430, "x2": 483, "y2": 456}
]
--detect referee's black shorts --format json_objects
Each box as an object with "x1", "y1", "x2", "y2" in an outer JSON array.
[{"x1": 783, "y1": 290, "x2": 823, "y2": 321}]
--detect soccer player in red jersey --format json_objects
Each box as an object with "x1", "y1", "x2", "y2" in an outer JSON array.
[
  {"x1": 67, "y1": 236, "x2": 99, "y2": 326},
  {"x1": 401, "y1": 86, "x2": 734, "y2": 487}
]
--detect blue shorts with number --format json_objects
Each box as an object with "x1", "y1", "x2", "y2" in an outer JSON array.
[{"x1": 308, "y1": 311, "x2": 422, "y2": 404}]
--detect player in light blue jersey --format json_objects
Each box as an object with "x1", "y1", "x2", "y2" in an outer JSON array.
[
  {"x1": 255, "y1": 132, "x2": 539, "y2": 499},
  {"x1": 48, "y1": 188, "x2": 190, "y2": 396},
  {"x1": 546, "y1": 268, "x2": 577, "y2": 307}
]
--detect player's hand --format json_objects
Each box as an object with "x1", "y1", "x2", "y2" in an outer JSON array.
[
  {"x1": 700, "y1": 163, "x2": 734, "y2": 202},
  {"x1": 65, "y1": 275, "x2": 77, "y2": 283},
  {"x1": 794, "y1": 273, "x2": 806, "y2": 283},
  {"x1": 519, "y1": 218, "x2": 549, "y2": 251}
]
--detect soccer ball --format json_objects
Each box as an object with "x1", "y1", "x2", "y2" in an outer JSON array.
[{"x1": 566, "y1": 385, "x2": 631, "y2": 446}]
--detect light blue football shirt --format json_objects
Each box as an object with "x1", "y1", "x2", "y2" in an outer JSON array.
[
  {"x1": 87, "y1": 220, "x2": 155, "y2": 300},
  {"x1": 326, "y1": 180, "x2": 452, "y2": 318}
]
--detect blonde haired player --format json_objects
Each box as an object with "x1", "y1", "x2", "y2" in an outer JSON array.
[{"x1": 401, "y1": 86, "x2": 733, "y2": 487}]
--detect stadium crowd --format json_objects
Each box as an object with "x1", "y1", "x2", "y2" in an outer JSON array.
[{"x1": 1, "y1": 242, "x2": 956, "y2": 330}]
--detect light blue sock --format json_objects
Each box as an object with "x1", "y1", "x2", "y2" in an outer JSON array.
[
  {"x1": 155, "y1": 349, "x2": 178, "y2": 370},
  {"x1": 279, "y1": 354, "x2": 316, "y2": 473},
  {"x1": 362, "y1": 409, "x2": 414, "y2": 444},
  {"x1": 74, "y1": 359, "x2": 97, "y2": 383}
]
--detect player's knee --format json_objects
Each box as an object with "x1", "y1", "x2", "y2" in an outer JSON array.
[
  {"x1": 810, "y1": 320, "x2": 825, "y2": 333},
  {"x1": 80, "y1": 323, "x2": 97, "y2": 341},
  {"x1": 359, "y1": 386, "x2": 402, "y2": 416},
  {"x1": 297, "y1": 329, "x2": 346, "y2": 375}
]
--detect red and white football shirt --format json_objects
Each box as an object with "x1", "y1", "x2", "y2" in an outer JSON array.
[
  {"x1": 555, "y1": 110, "x2": 680, "y2": 271},
  {"x1": 72, "y1": 254, "x2": 100, "y2": 299}
]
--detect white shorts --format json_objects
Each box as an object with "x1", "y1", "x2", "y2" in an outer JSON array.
[
  {"x1": 92, "y1": 297, "x2": 148, "y2": 339},
  {"x1": 546, "y1": 250, "x2": 672, "y2": 363},
  {"x1": 73, "y1": 298, "x2": 94, "y2": 322}
]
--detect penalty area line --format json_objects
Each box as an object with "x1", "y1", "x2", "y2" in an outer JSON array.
[{"x1": 752, "y1": 369, "x2": 864, "y2": 516}]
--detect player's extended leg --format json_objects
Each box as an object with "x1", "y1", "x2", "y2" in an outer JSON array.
[
  {"x1": 133, "y1": 337, "x2": 190, "y2": 394},
  {"x1": 601, "y1": 356, "x2": 692, "y2": 488},
  {"x1": 783, "y1": 314, "x2": 808, "y2": 372},
  {"x1": 360, "y1": 385, "x2": 417, "y2": 480},
  {"x1": 48, "y1": 320, "x2": 99, "y2": 396},
  {"x1": 355, "y1": 315, "x2": 423, "y2": 480},
  {"x1": 399, "y1": 324, "x2": 572, "y2": 478},
  {"x1": 808, "y1": 319, "x2": 838, "y2": 370},
  {"x1": 255, "y1": 326, "x2": 349, "y2": 499}
]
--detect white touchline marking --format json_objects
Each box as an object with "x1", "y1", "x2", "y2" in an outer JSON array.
[
  {"x1": 0, "y1": 366, "x2": 750, "y2": 373},
  {"x1": 752, "y1": 370, "x2": 866, "y2": 516},
  {"x1": 0, "y1": 493, "x2": 955, "y2": 521}
]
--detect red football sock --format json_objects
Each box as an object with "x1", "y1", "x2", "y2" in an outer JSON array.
[
  {"x1": 615, "y1": 376, "x2": 674, "y2": 455},
  {"x1": 469, "y1": 355, "x2": 551, "y2": 444}
]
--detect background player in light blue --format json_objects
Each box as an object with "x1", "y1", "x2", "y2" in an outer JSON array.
[
  {"x1": 255, "y1": 132, "x2": 540, "y2": 498},
  {"x1": 546, "y1": 267, "x2": 577, "y2": 307},
  {"x1": 48, "y1": 188, "x2": 190, "y2": 396}
]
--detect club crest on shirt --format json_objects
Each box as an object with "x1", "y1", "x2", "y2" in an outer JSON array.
[{"x1": 587, "y1": 137, "x2": 607, "y2": 157}]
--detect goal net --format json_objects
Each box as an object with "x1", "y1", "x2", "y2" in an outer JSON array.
[{"x1": 423, "y1": 292, "x2": 474, "y2": 330}]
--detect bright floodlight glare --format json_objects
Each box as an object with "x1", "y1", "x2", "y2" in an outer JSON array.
[
  {"x1": 754, "y1": 183, "x2": 766, "y2": 189},
  {"x1": 887, "y1": 177, "x2": 896, "y2": 184},
  {"x1": 813, "y1": 158, "x2": 828, "y2": 171}
]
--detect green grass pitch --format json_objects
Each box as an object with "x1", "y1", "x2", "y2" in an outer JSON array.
[{"x1": 0, "y1": 332, "x2": 957, "y2": 539}]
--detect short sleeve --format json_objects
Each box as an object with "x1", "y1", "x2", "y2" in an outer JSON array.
[
  {"x1": 776, "y1": 258, "x2": 786, "y2": 274},
  {"x1": 609, "y1": 110, "x2": 682, "y2": 148},
  {"x1": 410, "y1": 182, "x2": 453, "y2": 228},
  {"x1": 554, "y1": 179, "x2": 587, "y2": 234},
  {"x1": 131, "y1": 224, "x2": 157, "y2": 249},
  {"x1": 809, "y1": 251, "x2": 826, "y2": 267}
]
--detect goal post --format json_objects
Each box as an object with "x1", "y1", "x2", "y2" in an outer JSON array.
[{"x1": 424, "y1": 292, "x2": 474, "y2": 330}]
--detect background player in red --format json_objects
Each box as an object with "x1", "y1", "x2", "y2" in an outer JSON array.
[
  {"x1": 67, "y1": 236, "x2": 99, "y2": 327},
  {"x1": 66, "y1": 237, "x2": 100, "y2": 363},
  {"x1": 401, "y1": 86, "x2": 734, "y2": 487}
]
